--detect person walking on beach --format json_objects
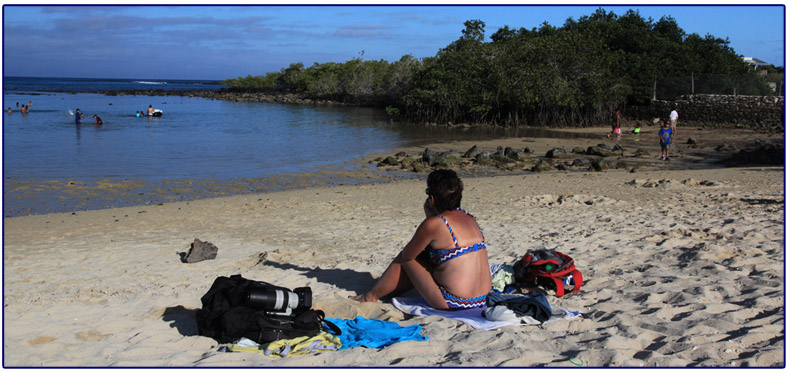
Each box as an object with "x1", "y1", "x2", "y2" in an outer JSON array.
[
  {"x1": 658, "y1": 120, "x2": 673, "y2": 161},
  {"x1": 669, "y1": 105, "x2": 679, "y2": 133},
  {"x1": 354, "y1": 169, "x2": 492, "y2": 310},
  {"x1": 607, "y1": 109, "x2": 621, "y2": 139}
]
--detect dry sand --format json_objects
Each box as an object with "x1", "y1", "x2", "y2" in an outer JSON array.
[{"x1": 3, "y1": 126, "x2": 784, "y2": 367}]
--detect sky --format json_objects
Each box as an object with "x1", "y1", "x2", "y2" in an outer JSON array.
[{"x1": 2, "y1": 2, "x2": 785, "y2": 81}]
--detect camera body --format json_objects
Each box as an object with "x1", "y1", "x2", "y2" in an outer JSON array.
[{"x1": 245, "y1": 282, "x2": 312, "y2": 316}]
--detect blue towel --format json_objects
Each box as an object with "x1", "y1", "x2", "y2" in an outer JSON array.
[{"x1": 324, "y1": 316, "x2": 428, "y2": 350}]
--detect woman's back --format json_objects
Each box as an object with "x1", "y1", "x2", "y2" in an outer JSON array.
[{"x1": 429, "y1": 209, "x2": 491, "y2": 300}]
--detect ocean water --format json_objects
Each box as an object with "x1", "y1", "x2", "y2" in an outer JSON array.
[
  {"x1": 2, "y1": 77, "x2": 592, "y2": 216},
  {"x1": 3, "y1": 76, "x2": 226, "y2": 93}
]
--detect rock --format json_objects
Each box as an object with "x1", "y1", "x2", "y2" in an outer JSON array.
[
  {"x1": 182, "y1": 238, "x2": 218, "y2": 263},
  {"x1": 715, "y1": 144, "x2": 736, "y2": 152},
  {"x1": 475, "y1": 151, "x2": 493, "y2": 162},
  {"x1": 597, "y1": 143, "x2": 611, "y2": 151},
  {"x1": 523, "y1": 147, "x2": 533, "y2": 154},
  {"x1": 571, "y1": 158, "x2": 590, "y2": 168},
  {"x1": 464, "y1": 145, "x2": 482, "y2": 159},
  {"x1": 504, "y1": 147, "x2": 525, "y2": 160},
  {"x1": 395, "y1": 151, "x2": 409, "y2": 157},
  {"x1": 591, "y1": 158, "x2": 618, "y2": 171},
  {"x1": 612, "y1": 144, "x2": 624, "y2": 152},
  {"x1": 686, "y1": 138, "x2": 697, "y2": 145},
  {"x1": 545, "y1": 148, "x2": 569, "y2": 158},
  {"x1": 422, "y1": 148, "x2": 437, "y2": 165},
  {"x1": 531, "y1": 159, "x2": 553, "y2": 172},
  {"x1": 411, "y1": 163, "x2": 431, "y2": 173},
  {"x1": 587, "y1": 146, "x2": 613, "y2": 157},
  {"x1": 634, "y1": 149, "x2": 650, "y2": 157},
  {"x1": 721, "y1": 140, "x2": 784, "y2": 166},
  {"x1": 378, "y1": 156, "x2": 400, "y2": 166},
  {"x1": 571, "y1": 147, "x2": 586, "y2": 154},
  {"x1": 433, "y1": 151, "x2": 463, "y2": 167}
]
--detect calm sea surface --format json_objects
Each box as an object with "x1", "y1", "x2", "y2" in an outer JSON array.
[{"x1": 3, "y1": 77, "x2": 589, "y2": 216}]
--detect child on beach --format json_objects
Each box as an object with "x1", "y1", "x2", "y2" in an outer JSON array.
[
  {"x1": 658, "y1": 120, "x2": 673, "y2": 161},
  {"x1": 355, "y1": 169, "x2": 492, "y2": 310}
]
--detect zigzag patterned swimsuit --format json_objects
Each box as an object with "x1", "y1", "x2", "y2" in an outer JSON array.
[{"x1": 428, "y1": 208, "x2": 488, "y2": 309}]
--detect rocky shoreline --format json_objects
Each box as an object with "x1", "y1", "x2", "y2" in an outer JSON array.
[{"x1": 372, "y1": 136, "x2": 784, "y2": 176}]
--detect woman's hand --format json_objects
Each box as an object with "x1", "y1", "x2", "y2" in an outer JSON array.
[{"x1": 424, "y1": 196, "x2": 438, "y2": 218}]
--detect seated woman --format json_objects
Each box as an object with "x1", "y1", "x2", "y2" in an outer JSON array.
[{"x1": 355, "y1": 169, "x2": 492, "y2": 310}]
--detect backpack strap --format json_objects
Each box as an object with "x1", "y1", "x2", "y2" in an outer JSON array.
[{"x1": 315, "y1": 310, "x2": 342, "y2": 336}]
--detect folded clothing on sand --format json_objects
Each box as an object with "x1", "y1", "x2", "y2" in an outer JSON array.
[
  {"x1": 325, "y1": 316, "x2": 428, "y2": 350},
  {"x1": 485, "y1": 292, "x2": 552, "y2": 323}
]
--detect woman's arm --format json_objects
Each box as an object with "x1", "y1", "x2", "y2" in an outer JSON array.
[{"x1": 395, "y1": 216, "x2": 440, "y2": 263}]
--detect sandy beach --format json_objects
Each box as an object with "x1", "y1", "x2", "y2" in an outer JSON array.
[{"x1": 3, "y1": 126, "x2": 784, "y2": 367}]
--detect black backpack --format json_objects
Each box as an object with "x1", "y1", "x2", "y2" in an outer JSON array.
[{"x1": 195, "y1": 274, "x2": 337, "y2": 344}]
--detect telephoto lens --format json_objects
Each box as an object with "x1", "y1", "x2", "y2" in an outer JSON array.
[{"x1": 245, "y1": 283, "x2": 313, "y2": 314}]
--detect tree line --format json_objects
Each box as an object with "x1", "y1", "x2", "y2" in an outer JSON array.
[{"x1": 222, "y1": 8, "x2": 775, "y2": 127}]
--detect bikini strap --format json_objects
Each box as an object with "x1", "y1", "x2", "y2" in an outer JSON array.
[
  {"x1": 438, "y1": 215, "x2": 461, "y2": 249},
  {"x1": 439, "y1": 208, "x2": 485, "y2": 248}
]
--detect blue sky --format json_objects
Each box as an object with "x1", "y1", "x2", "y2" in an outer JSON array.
[{"x1": 3, "y1": 4, "x2": 785, "y2": 80}]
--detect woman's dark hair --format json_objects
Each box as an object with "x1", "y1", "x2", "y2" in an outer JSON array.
[{"x1": 427, "y1": 169, "x2": 463, "y2": 213}]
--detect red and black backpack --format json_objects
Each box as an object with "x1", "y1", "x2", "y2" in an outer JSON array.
[{"x1": 513, "y1": 249, "x2": 583, "y2": 297}]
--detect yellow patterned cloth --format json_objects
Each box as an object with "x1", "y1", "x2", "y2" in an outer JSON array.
[{"x1": 228, "y1": 332, "x2": 342, "y2": 358}]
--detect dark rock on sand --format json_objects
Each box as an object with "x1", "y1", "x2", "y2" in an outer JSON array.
[
  {"x1": 182, "y1": 238, "x2": 218, "y2": 263},
  {"x1": 722, "y1": 140, "x2": 784, "y2": 166},
  {"x1": 475, "y1": 151, "x2": 493, "y2": 162},
  {"x1": 546, "y1": 148, "x2": 570, "y2": 159},
  {"x1": 464, "y1": 145, "x2": 482, "y2": 159},
  {"x1": 587, "y1": 146, "x2": 614, "y2": 157},
  {"x1": 532, "y1": 159, "x2": 553, "y2": 172},
  {"x1": 504, "y1": 147, "x2": 526, "y2": 160},
  {"x1": 433, "y1": 151, "x2": 463, "y2": 167},
  {"x1": 422, "y1": 148, "x2": 437, "y2": 165}
]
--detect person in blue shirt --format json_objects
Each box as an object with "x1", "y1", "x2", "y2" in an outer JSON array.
[{"x1": 658, "y1": 120, "x2": 673, "y2": 161}]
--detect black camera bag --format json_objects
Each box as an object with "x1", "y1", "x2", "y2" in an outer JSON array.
[{"x1": 196, "y1": 274, "x2": 336, "y2": 344}]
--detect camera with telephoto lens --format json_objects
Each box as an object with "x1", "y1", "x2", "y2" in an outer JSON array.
[{"x1": 245, "y1": 282, "x2": 312, "y2": 316}]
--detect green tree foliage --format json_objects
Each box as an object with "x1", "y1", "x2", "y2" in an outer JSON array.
[{"x1": 222, "y1": 9, "x2": 773, "y2": 126}]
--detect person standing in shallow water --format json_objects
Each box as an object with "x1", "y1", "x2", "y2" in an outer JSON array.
[
  {"x1": 354, "y1": 169, "x2": 492, "y2": 310},
  {"x1": 75, "y1": 109, "x2": 84, "y2": 124}
]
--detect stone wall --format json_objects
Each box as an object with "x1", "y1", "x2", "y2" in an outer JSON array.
[{"x1": 625, "y1": 94, "x2": 784, "y2": 129}]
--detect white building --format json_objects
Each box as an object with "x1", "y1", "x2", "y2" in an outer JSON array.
[{"x1": 742, "y1": 57, "x2": 771, "y2": 69}]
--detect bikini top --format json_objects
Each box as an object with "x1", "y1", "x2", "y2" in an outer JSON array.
[{"x1": 428, "y1": 208, "x2": 486, "y2": 265}]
